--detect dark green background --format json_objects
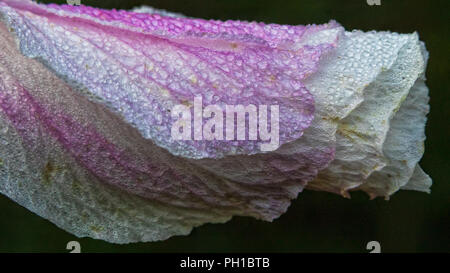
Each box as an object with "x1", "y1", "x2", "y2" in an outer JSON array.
[{"x1": 0, "y1": 0, "x2": 448, "y2": 253}]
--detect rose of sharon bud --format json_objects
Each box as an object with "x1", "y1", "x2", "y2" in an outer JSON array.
[{"x1": 0, "y1": 0, "x2": 431, "y2": 243}]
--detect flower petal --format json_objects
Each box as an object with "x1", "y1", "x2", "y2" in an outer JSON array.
[
  {"x1": 0, "y1": 0, "x2": 342, "y2": 159},
  {"x1": 0, "y1": 1, "x2": 432, "y2": 244}
]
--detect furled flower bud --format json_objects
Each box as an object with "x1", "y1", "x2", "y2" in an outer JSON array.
[{"x1": 0, "y1": 0, "x2": 431, "y2": 243}]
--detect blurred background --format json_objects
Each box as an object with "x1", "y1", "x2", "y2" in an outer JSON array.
[{"x1": 0, "y1": 0, "x2": 448, "y2": 252}]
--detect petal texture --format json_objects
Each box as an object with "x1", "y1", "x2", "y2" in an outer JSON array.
[
  {"x1": 0, "y1": 0, "x2": 342, "y2": 159},
  {"x1": 0, "y1": 1, "x2": 432, "y2": 243}
]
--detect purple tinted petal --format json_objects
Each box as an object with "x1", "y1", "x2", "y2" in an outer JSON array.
[{"x1": 0, "y1": 0, "x2": 339, "y2": 158}]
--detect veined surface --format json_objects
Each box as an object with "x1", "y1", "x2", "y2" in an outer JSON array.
[{"x1": 0, "y1": 1, "x2": 431, "y2": 243}]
